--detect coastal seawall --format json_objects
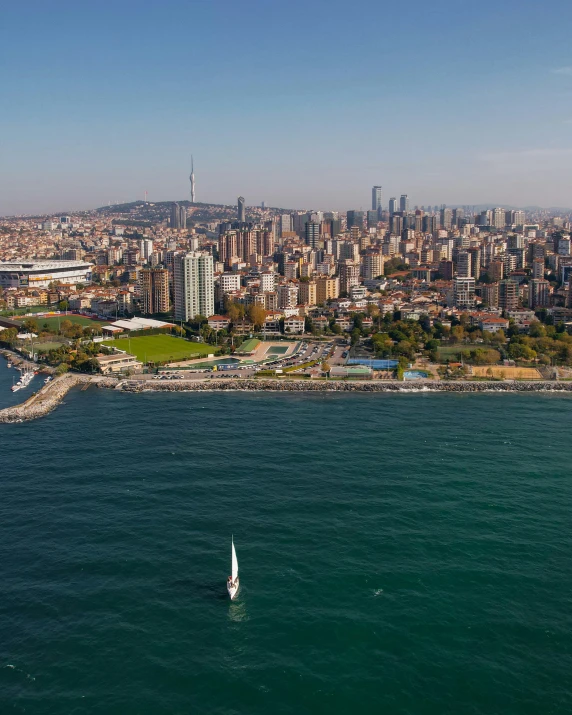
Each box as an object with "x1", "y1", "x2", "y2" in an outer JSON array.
[
  {"x1": 2, "y1": 376, "x2": 572, "y2": 424},
  {"x1": 118, "y1": 378, "x2": 572, "y2": 394}
]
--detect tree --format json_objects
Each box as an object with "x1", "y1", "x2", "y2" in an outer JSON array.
[
  {"x1": 247, "y1": 304, "x2": 266, "y2": 329},
  {"x1": 528, "y1": 321, "x2": 546, "y2": 338},
  {"x1": 350, "y1": 328, "x2": 361, "y2": 345},
  {"x1": 371, "y1": 332, "x2": 393, "y2": 357},
  {"x1": 451, "y1": 325, "x2": 465, "y2": 342},
  {"x1": 22, "y1": 318, "x2": 39, "y2": 334},
  {"x1": 60, "y1": 319, "x2": 73, "y2": 334},
  {"x1": 55, "y1": 363, "x2": 69, "y2": 376},
  {"x1": 489, "y1": 329, "x2": 506, "y2": 345},
  {"x1": 0, "y1": 327, "x2": 18, "y2": 345},
  {"x1": 419, "y1": 314, "x2": 431, "y2": 333},
  {"x1": 304, "y1": 316, "x2": 315, "y2": 334},
  {"x1": 226, "y1": 300, "x2": 244, "y2": 323},
  {"x1": 321, "y1": 360, "x2": 331, "y2": 374},
  {"x1": 58, "y1": 300, "x2": 69, "y2": 312},
  {"x1": 395, "y1": 340, "x2": 414, "y2": 358}
]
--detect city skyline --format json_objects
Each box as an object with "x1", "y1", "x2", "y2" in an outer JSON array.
[{"x1": 2, "y1": 0, "x2": 572, "y2": 215}]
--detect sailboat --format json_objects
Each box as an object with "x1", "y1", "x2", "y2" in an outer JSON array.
[{"x1": 226, "y1": 537, "x2": 239, "y2": 600}]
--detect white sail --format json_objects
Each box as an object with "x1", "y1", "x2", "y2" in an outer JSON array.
[{"x1": 231, "y1": 538, "x2": 238, "y2": 581}]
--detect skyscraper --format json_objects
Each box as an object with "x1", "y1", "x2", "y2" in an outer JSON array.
[
  {"x1": 440, "y1": 207, "x2": 453, "y2": 230},
  {"x1": 346, "y1": 210, "x2": 365, "y2": 231},
  {"x1": 367, "y1": 210, "x2": 379, "y2": 229},
  {"x1": 400, "y1": 194, "x2": 409, "y2": 213},
  {"x1": 305, "y1": 221, "x2": 321, "y2": 248},
  {"x1": 237, "y1": 196, "x2": 246, "y2": 222},
  {"x1": 174, "y1": 252, "x2": 214, "y2": 321},
  {"x1": 371, "y1": 186, "x2": 382, "y2": 212},
  {"x1": 170, "y1": 203, "x2": 186, "y2": 230},
  {"x1": 189, "y1": 156, "x2": 196, "y2": 203},
  {"x1": 388, "y1": 197, "x2": 398, "y2": 215},
  {"x1": 499, "y1": 279, "x2": 518, "y2": 311},
  {"x1": 141, "y1": 267, "x2": 170, "y2": 314},
  {"x1": 529, "y1": 278, "x2": 550, "y2": 309},
  {"x1": 139, "y1": 238, "x2": 154, "y2": 262},
  {"x1": 492, "y1": 208, "x2": 506, "y2": 229}
]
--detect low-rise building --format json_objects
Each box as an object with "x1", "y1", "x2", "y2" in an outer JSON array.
[
  {"x1": 208, "y1": 315, "x2": 231, "y2": 331},
  {"x1": 479, "y1": 316, "x2": 509, "y2": 333},
  {"x1": 96, "y1": 352, "x2": 143, "y2": 374},
  {"x1": 283, "y1": 316, "x2": 305, "y2": 334}
]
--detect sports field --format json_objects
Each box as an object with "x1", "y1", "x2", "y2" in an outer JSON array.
[
  {"x1": 471, "y1": 365, "x2": 542, "y2": 379},
  {"x1": 39, "y1": 316, "x2": 104, "y2": 331},
  {"x1": 102, "y1": 335, "x2": 213, "y2": 364},
  {"x1": 34, "y1": 341, "x2": 67, "y2": 353}
]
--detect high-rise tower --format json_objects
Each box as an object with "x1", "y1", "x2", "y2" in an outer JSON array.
[
  {"x1": 174, "y1": 252, "x2": 214, "y2": 321},
  {"x1": 189, "y1": 156, "x2": 196, "y2": 203},
  {"x1": 171, "y1": 202, "x2": 186, "y2": 229},
  {"x1": 372, "y1": 186, "x2": 382, "y2": 212},
  {"x1": 237, "y1": 196, "x2": 245, "y2": 222}
]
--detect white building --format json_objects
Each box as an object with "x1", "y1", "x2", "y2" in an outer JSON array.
[
  {"x1": 174, "y1": 252, "x2": 214, "y2": 321},
  {"x1": 453, "y1": 277, "x2": 476, "y2": 309},
  {"x1": 139, "y1": 238, "x2": 154, "y2": 262},
  {"x1": 260, "y1": 272, "x2": 276, "y2": 292},
  {"x1": 283, "y1": 316, "x2": 305, "y2": 334},
  {"x1": 0, "y1": 260, "x2": 93, "y2": 289}
]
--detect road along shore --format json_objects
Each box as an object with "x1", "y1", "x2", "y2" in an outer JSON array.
[{"x1": 2, "y1": 375, "x2": 572, "y2": 424}]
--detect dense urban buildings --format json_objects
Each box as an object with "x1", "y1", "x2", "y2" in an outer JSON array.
[{"x1": 1, "y1": 189, "x2": 572, "y2": 378}]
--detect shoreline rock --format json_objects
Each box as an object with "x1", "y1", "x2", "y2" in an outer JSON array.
[
  {"x1": 116, "y1": 378, "x2": 572, "y2": 394},
  {"x1": 0, "y1": 374, "x2": 116, "y2": 424},
  {"x1": 1, "y1": 375, "x2": 572, "y2": 424}
]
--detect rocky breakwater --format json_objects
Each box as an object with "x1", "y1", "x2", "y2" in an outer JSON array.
[
  {"x1": 0, "y1": 374, "x2": 116, "y2": 424},
  {"x1": 116, "y1": 378, "x2": 572, "y2": 393}
]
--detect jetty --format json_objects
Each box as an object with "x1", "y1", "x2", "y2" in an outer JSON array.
[{"x1": 0, "y1": 373, "x2": 115, "y2": 424}]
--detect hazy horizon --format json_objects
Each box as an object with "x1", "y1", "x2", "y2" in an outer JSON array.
[{"x1": 2, "y1": 0, "x2": 572, "y2": 216}]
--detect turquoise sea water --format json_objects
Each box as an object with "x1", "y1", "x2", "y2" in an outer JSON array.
[{"x1": 1, "y1": 380, "x2": 572, "y2": 714}]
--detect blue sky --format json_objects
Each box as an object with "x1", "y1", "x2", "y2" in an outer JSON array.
[{"x1": 1, "y1": 0, "x2": 572, "y2": 215}]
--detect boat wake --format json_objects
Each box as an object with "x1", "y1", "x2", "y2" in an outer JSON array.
[{"x1": 4, "y1": 664, "x2": 35, "y2": 681}]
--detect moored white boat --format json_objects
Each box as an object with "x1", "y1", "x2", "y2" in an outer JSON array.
[{"x1": 226, "y1": 537, "x2": 239, "y2": 600}]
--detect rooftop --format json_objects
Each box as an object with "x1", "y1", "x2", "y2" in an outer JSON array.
[{"x1": 0, "y1": 260, "x2": 93, "y2": 270}]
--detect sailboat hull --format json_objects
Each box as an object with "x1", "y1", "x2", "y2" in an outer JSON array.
[{"x1": 227, "y1": 578, "x2": 239, "y2": 600}]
